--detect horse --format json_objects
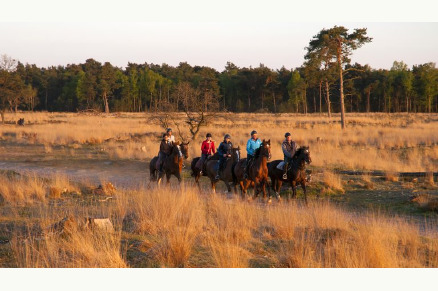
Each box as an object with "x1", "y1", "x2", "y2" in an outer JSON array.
[
  {"x1": 267, "y1": 146, "x2": 312, "y2": 203},
  {"x1": 205, "y1": 147, "x2": 240, "y2": 194},
  {"x1": 233, "y1": 139, "x2": 271, "y2": 201},
  {"x1": 190, "y1": 152, "x2": 220, "y2": 187},
  {"x1": 149, "y1": 141, "x2": 189, "y2": 185}
]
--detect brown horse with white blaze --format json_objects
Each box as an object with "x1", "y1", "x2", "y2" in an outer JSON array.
[
  {"x1": 149, "y1": 141, "x2": 189, "y2": 185},
  {"x1": 233, "y1": 139, "x2": 271, "y2": 201}
]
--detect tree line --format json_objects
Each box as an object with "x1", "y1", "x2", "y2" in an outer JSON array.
[{"x1": 1, "y1": 26, "x2": 437, "y2": 122}]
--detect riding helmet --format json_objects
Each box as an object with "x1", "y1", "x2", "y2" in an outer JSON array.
[
  {"x1": 166, "y1": 128, "x2": 172, "y2": 133},
  {"x1": 251, "y1": 130, "x2": 257, "y2": 136},
  {"x1": 206, "y1": 133, "x2": 212, "y2": 138},
  {"x1": 224, "y1": 134, "x2": 231, "y2": 140},
  {"x1": 285, "y1": 132, "x2": 291, "y2": 138}
]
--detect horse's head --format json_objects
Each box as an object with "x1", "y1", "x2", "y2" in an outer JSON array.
[
  {"x1": 179, "y1": 141, "x2": 190, "y2": 159},
  {"x1": 261, "y1": 139, "x2": 272, "y2": 160},
  {"x1": 232, "y1": 146, "x2": 241, "y2": 162},
  {"x1": 297, "y1": 146, "x2": 311, "y2": 164}
]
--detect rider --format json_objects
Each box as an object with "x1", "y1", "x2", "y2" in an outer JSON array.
[
  {"x1": 166, "y1": 128, "x2": 175, "y2": 144},
  {"x1": 244, "y1": 130, "x2": 262, "y2": 179},
  {"x1": 215, "y1": 134, "x2": 232, "y2": 180},
  {"x1": 282, "y1": 132, "x2": 297, "y2": 180},
  {"x1": 158, "y1": 133, "x2": 172, "y2": 174},
  {"x1": 196, "y1": 133, "x2": 216, "y2": 175}
]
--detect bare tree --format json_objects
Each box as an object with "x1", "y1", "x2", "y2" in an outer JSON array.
[{"x1": 151, "y1": 82, "x2": 220, "y2": 141}]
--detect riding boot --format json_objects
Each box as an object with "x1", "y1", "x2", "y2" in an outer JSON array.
[
  {"x1": 215, "y1": 162, "x2": 221, "y2": 180},
  {"x1": 282, "y1": 162, "x2": 288, "y2": 180}
]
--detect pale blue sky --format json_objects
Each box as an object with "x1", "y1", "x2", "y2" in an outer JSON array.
[{"x1": 1, "y1": 1, "x2": 437, "y2": 71}]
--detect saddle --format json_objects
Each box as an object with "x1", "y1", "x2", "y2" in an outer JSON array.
[
  {"x1": 276, "y1": 162, "x2": 291, "y2": 171},
  {"x1": 276, "y1": 161, "x2": 285, "y2": 170}
]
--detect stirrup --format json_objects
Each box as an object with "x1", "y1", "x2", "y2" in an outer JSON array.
[
  {"x1": 282, "y1": 173, "x2": 287, "y2": 179},
  {"x1": 215, "y1": 174, "x2": 220, "y2": 180},
  {"x1": 243, "y1": 173, "x2": 248, "y2": 179},
  {"x1": 199, "y1": 170, "x2": 203, "y2": 175}
]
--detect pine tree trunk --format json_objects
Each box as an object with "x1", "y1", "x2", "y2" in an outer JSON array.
[
  {"x1": 319, "y1": 81, "x2": 322, "y2": 115},
  {"x1": 1, "y1": 110, "x2": 4, "y2": 124},
  {"x1": 103, "y1": 92, "x2": 110, "y2": 114},
  {"x1": 325, "y1": 81, "x2": 331, "y2": 118},
  {"x1": 428, "y1": 94, "x2": 431, "y2": 113},
  {"x1": 366, "y1": 87, "x2": 371, "y2": 113},
  {"x1": 273, "y1": 92, "x2": 276, "y2": 113},
  {"x1": 337, "y1": 43, "x2": 346, "y2": 129},
  {"x1": 303, "y1": 87, "x2": 307, "y2": 114}
]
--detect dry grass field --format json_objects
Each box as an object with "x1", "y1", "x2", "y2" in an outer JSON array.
[{"x1": 0, "y1": 111, "x2": 437, "y2": 268}]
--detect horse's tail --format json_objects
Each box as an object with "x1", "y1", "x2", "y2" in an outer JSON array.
[
  {"x1": 150, "y1": 157, "x2": 158, "y2": 181},
  {"x1": 190, "y1": 157, "x2": 199, "y2": 177}
]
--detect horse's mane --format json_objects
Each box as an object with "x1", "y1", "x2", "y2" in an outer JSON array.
[
  {"x1": 254, "y1": 146, "x2": 261, "y2": 158},
  {"x1": 292, "y1": 147, "x2": 305, "y2": 159},
  {"x1": 254, "y1": 141, "x2": 269, "y2": 158}
]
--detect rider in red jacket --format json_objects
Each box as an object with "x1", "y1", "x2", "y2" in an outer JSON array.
[{"x1": 195, "y1": 133, "x2": 216, "y2": 174}]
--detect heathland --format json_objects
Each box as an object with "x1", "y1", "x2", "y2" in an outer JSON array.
[{"x1": 0, "y1": 112, "x2": 437, "y2": 267}]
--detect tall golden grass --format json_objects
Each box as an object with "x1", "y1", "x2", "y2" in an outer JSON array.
[{"x1": 5, "y1": 176, "x2": 437, "y2": 268}]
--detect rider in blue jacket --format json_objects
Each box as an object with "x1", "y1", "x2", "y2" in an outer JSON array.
[{"x1": 244, "y1": 130, "x2": 262, "y2": 179}]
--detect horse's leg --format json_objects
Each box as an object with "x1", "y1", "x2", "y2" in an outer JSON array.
[
  {"x1": 225, "y1": 181, "x2": 232, "y2": 193},
  {"x1": 194, "y1": 174, "x2": 200, "y2": 187},
  {"x1": 271, "y1": 177, "x2": 276, "y2": 194},
  {"x1": 255, "y1": 182, "x2": 261, "y2": 201},
  {"x1": 176, "y1": 172, "x2": 182, "y2": 187},
  {"x1": 239, "y1": 181, "x2": 245, "y2": 200},
  {"x1": 301, "y1": 181, "x2": 308, "y2": 205},
  {"x1": 233, "y1": 181, "x2": 238, "y2": 195},
  {"x1": 242, "y1": 180, "x2": 251, "y2": 201},
  {"x1": 166, "y1": 172, "x2": 171, "y2": 186},
  {"x1": 277, "y1": 180, "x2": 284, "y2": 200},
  {"x1": 291, "y1": 180, "x2": 297, "y2": 199},
  {"x1": 264, "y1": 180, "x2": 272, "y2": 203},
  {"x1": 253, "y1": 178, "x2": 259, "y2": 199},
  {"x1": 211, "y1": 180, "x2": 217, "y2": 194}
]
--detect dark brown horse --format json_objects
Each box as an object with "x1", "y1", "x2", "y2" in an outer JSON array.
[
  {"x1": 233, "y1": 139, "x2": 271, "y2": 201},
  {"x1": 150, "y1": 141, "x2": 189, "y2": 185},
  {"x1": 205, "y1": 147, "x2": 240, "y2": 194},
  {"x1": 190, "y1": 152, "x2": 220, "y2": 187},
  {"x1": 267, "y1": 146, "x2": 311, "y2": 203}
]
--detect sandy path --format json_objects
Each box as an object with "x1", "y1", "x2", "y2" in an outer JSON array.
[{"x1": 0, "y1": 159, "x2": 150, "y2": 189}]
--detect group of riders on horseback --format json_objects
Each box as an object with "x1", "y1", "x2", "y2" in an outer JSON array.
[{"x1": 150, "y1": 126, "x2": 311, "y2": 202}]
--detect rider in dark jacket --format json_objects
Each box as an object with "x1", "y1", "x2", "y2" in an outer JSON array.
[
  {"x1": 215, "y1": 134, "x2": 232, "y2": 179},
  {"x1": 282, "y1": 132, "x2": 297, "y2": 179},
  {"x1": 158, "y1": 133, "x2": 172, "y2": 173}
]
